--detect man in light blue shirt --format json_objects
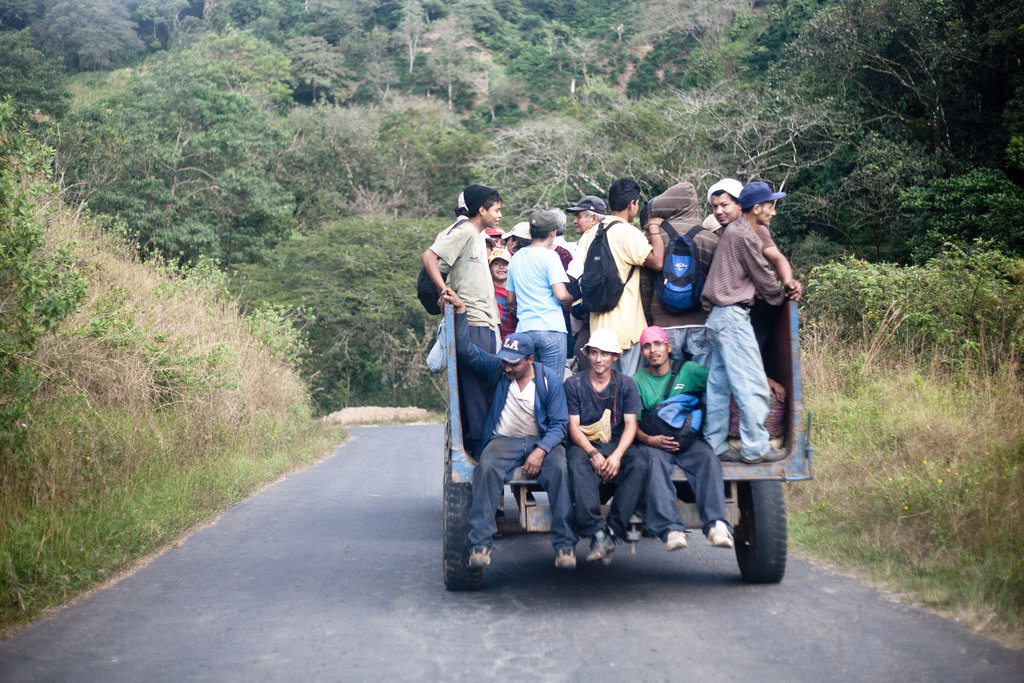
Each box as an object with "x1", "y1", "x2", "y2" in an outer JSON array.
[{"x1": 506, "y1": 210, "x2": 573, "y2": 373}]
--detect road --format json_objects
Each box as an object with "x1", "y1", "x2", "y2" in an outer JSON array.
[{"x1": 1, "y1": 424, "x2": 1021, "y2": 682}]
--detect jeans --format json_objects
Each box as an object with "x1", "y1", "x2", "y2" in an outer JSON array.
[
  {"x1": 525, "y1": 330, "x2": 567, "y2": 377},
  {"x1": 613, "y1": 342, "x2": 643, "y2": 376},
  {"x1": 567, "y1": 440, "x2": 650, "y2": 538},
  {"x1": 703, "y1": 305, "x2": 771, "y2": 460},
  {"x1": 664, "y1": 326, "x2": 713, "y2": 368},
  {"x1": 459, "y1": 325, "x2": 497, "y2": 456},
  {"x1": 638, "y1": 441, "x2": 730, "y2": 538},
  {"x1": 468, "y1": 437, "x2": 577, "y2": 551}
]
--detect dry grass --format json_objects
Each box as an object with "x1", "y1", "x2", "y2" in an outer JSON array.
[
  {"x1": 321, "y1": 406, "x2": 438, "y2": 426},
  {"x1": 792, "y1": 320, "x2": 1024, "y2": 650},
  {"x1": 0, "y1": 203, "x2": 338, "y2": 631}
]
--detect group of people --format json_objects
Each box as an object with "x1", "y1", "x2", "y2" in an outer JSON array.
[{"x1": 421, "y1": 177, "x2": 802, "y2": 570}]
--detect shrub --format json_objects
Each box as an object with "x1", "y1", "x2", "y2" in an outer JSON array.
[
  {"x1": 0, "y1": 100, "x2": 87, "y2": 453},
  {"x1": 803, "y1": 245, "x2": 1024, "y2": 371}
]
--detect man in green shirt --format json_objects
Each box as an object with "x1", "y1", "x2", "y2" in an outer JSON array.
[{"x1": 632, "y1": 326, "x2": 734, "y2": 550}]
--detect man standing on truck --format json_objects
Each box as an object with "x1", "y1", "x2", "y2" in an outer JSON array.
[
  {"x1": 631, "y1": 326, "x2": 734, "y2": 551},
  {"x1": 708, "y1": 178, "x2": 803, "y2": 347},
  {"x1": 701, "y1": 181, "x2": 798, "y2": 464},
  {"x1": 565, "y1": 195, "x2": 608, "y2": 372},
  {"x1": 564, "y1": 329, "x2": 650, "y2": 565},
  {"x1": 640, "y1": 180, "x2": 719, "y2": 367},
  {"x1": 444, "y1": 290, "x2": 578, "y2": 570},
  {"x1": 571, "y1": 180, "x2": 664, "y2": 376},
  {"x1": 505, "y1": 209, "x2": 573, "y2": 371},
  {"x1": 422, "y1": 185, "x2": 503, "y2": 456}
]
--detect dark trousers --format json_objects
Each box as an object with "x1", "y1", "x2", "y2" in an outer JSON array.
[
  {"x1": 637, "y1": 440, "x2": 729, "y2": 539},
  {"x1": 468, "y1": 438, "x2": 577, "y2": 550},
  {"x1": 458, "y1": 325, "x2": 496, "y2": 456},
  {"x1": 567, "y1": 439, "x2": 650, "y2": 538}
]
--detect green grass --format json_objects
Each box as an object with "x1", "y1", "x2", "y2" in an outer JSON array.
[
  {"x1": 0, "y1": 391, "x2": 346, "y2": 636},
  {"x1": 0, "y1": 208, "x2": 348, "y2": 635},
  {"x1": 790, "y1": 329, "x2": 1024, "y2": 650}
]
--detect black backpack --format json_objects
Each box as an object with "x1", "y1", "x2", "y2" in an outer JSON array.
[
  {"x1": 655, "y1": 222, "x2": 706, "y2": 314},
  {"x1": 417, "y1": 218, "x2": 468, "y2": 315},
  {"x1": 417, "y1": 266, "x2": 443, "y2": 315},
  {"x1": 579, "y1": 219, "x2": 635, "y2": 314}
]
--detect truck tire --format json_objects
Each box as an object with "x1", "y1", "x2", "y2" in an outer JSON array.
[
  {"x1": 734, "y1": 480, "x2": 787, "y2": 584},
  {"x1": 443, "y1": 476, "x2": 482, "y2": 591}
]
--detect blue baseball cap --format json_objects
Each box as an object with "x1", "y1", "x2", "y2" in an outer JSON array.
[
  {"x1": 738, "y1": 181, "x2": 786, "y2": 210},
  {"x1": 496, "y1": 333, "x2": 535, "y2": 362}
]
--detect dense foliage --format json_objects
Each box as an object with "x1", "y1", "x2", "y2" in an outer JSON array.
[
  {"x1": 233, "y1": 216, "x2": 445, "y2": 412},
  {"x1": 1, "y1": 0, "x2": 1021, "y2": 412},
  {"x1": 0, "y1": 100, "x2": 87, "y2": 452}
]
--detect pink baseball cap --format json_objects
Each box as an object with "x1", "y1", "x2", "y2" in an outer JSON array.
[{"x1": 639, "y1": 326, "x2": 669, "y2": 347}]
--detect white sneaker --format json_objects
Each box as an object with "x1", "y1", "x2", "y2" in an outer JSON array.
[
  {"x1": 707, "y1": 521, "x2": 734, "y2": 549},
  {"x1": 665, "y1": 530, "x2": 688, "y2": 551}
]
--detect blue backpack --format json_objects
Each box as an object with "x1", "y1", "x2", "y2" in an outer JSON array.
[{"x1": 656, "y1": 222, "x2": 706, "y2": 314}]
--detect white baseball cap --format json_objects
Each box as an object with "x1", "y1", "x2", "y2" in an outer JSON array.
[{"x1": 706, "y1": 178, "x2": 744, "y2": 204}]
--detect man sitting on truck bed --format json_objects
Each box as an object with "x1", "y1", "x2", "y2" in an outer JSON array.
[
  {"x1": 564, "y1": 329, "x2": 650, "y2": 565},
  {"x1": 631, "y1": 325, "x2": 734, "y2": 551},
  {"x1": 444, "y1": 290, "x2": 579, "y2": 570}
]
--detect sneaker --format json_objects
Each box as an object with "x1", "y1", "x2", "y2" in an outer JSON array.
[
  {"x1": 468, "y1": 546, "x2": 492, "y2": 567},
  {"x1": 555, "y1": 547, "x2": 576, "y2": 569},
  {"x1": 665, "y1": 530, "x2": 688, "y2": 551},
  {"x1": 586, "y1": 529, "x2": 616, "y2": 563},
  {"x1": 762, "y1": 448, "x2": 788, "y2": 462},
  {"x1": 707, "y1": 521, "x2": 734, "y2": 549}
]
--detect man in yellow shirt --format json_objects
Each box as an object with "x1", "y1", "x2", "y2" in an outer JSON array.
[{"x1": 577, "y1": 178, "x2": 664, "y2": 375}]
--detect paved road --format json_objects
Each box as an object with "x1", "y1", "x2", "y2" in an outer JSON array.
[{"x1": 1, "y1": 424, "x2": 1021, "y2": 682}]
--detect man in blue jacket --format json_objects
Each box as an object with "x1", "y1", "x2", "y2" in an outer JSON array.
[{"x1": 445, "y1": 291, "x2": 578, "y2": 570}]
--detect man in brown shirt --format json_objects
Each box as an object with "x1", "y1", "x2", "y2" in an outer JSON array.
[{"x1": 700, "y1": 182, "x2": 797, "y2": 463}]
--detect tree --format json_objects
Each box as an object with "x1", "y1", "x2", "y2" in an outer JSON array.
[
  {"x1": 397, "y1": 0, "x2": 425, "y2": 75},
  {"x1": 426, "y1": 15, "x2": 469, "y2": 110},
  {"x1": 0, "y1": 29, "x2": 70, "y2": 121},
  {"x1": 36, "y1": 0, "x2": 146, "y2": 71},
  {"x1": 133, "y1": 0, "x2": 191, "y2": 48},
  {"x1": 0, "y1": 0, "x2": 43, "y2": 29},
  {"x1": 58, "y1": 38, "x2": 295, "y2": 265},
  {"x1": 232, "y1": 217, "x2": 446, "y2": 414},
  {"x1": 789, "y1": 0, "x2": 970, "y2": 155},
  {"x1": 284, "y1": 35, "x2": 348, "y2": 103},
  {"x1": 899, "y1": 168, "x2": 1024, "y2": 262},
  {"x1": 640, "y1": 0, "x2": 742, "y2": 51},
  {"x1": 0, "y1": 100, "x2": 87, "y2": 452}
]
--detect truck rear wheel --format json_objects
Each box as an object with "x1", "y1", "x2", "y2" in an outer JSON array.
[
  {"x1": 734, "y1": 480, "x2": 787, "y2": 584},
  {"x1": 443, "y1": 476, "x2": 482, "y2": 591}
]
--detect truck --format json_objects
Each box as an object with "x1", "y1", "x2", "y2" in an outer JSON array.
[{"x1": 441, "y1": 299, "x2": 812, "y2": 590}]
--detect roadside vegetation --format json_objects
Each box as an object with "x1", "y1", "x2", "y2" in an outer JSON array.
[
  {"x1": 0, "y1": 106, "x2": 342, "y2": 633},
  {"x1": 794, "y1": 250, "x2": 1024, "y2": 647}
]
